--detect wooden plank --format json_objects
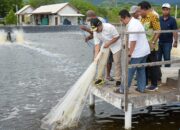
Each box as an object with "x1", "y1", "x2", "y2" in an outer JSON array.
[
  {"x1": 129, "y1": 59, "x2": 180, "y2": 68},
  {"x1": 91, "y1": 82, "x2": 180, "y2": 109},
  {"x1": 122, "y1": 29, "x2": 180, "y2": 34},
  {"x1": 128, "y1": 85, "x2": 179, "y2": 108},
  {"x1": 90, "y1": 83, "x2": 123, "y2": 109}
]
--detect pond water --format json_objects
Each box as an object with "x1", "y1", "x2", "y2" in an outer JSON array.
[{"x1": 0, "y1": 31, "x2": 180, "y2": 130}]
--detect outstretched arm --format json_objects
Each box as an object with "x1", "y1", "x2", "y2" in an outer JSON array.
[{"x1": 104, "y1": 36, "x2": 120, "y2": 48}]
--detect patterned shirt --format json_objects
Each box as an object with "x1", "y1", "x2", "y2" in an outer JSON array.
[{"x1": 141, "y1": 11, "x2": 161, "y2": 51}]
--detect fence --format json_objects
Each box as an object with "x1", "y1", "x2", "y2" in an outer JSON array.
[{"x1": 120, "y1": 29, "x2": 180, "y2": 111}]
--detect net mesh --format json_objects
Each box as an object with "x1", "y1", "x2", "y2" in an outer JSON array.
[{"x1": 41, "y1": 46, "x2": 109, "y2": 130}]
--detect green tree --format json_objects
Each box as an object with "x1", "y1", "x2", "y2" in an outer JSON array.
[
  {"x1": 29, "y1": 0, "x2": 56, "y2": 8},
  {"x1": 70, "y1": 0, "x2": 97, "y2": 15},
  {"x1": 96, "y1": 7, "x2": 108, "y2": 17},
  {"x1": 5, "y1": 9, "x2": 17, "y2": 25},
  {"x1": 105, "y1": 7, "x2": 119, "y2": 23},
  {"x1": 0, "y1": 0, "x2": 23, "y2": 18}
]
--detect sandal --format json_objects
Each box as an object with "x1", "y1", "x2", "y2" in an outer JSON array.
[
  {"x1": 106, "y1": 76, "x2": 114, "y2": 81},
  {"x1": 94, "y1": 79, "x2": 105, "y2": 86}
]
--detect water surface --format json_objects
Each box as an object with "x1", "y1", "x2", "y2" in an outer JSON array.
[{"x1": 0, "y1": 31, "x2": 180, "y2": 130}]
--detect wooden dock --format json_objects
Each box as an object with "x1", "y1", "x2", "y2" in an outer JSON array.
[
  {"x1": 89, "y1": 67, "x2": 180, "y2": 129},
  {"x1": 91, "y1": 80, "x2": 180, "y2": 109},
  {"x1": 88, "y1": 30, "x2": 180, "y2": 129}
]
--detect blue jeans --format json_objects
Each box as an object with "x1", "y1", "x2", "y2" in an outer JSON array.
[
  {"x1": 158, "y1": 43, "x2": 172, "y2": 67},
  {"x1": 128, "y1": 56, "x2": 147, "y2": 92}
]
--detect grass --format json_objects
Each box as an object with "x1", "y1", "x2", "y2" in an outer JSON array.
[{"x1": 177, "y1": 19, "x2": 180, "y2": 29}]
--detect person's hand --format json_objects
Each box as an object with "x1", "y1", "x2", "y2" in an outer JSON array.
[
  {"x1": 128, "y1": 57, "x2": 131, "y2": 64},
  {"x1": 149, "y1": 41, "x2": 156, "y2": 49},
  {"x1": 173, "y1": 41, "x2": 178, "y2": 48},
  {"x1": 128, "y1": 55, "x2": 131, "y2": 64},
  {"x1": 80, "y1": 25, "x2": 87, "y2": 31},
  {"x1": 85, "y1": 37, "x2": 90, "y2": 42},
  {"x1": 85, "y1": 34, "x2": 93, "y2": 42},
  {"x1": 104, "y1": 42, "x2": 110, "y2": 48}
]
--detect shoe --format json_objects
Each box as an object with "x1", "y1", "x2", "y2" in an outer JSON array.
[
  {"x1": 116, "y1": 81, "x2": 121, "y2": 87},
  {"x1": 146, "y1": 85, "x2": 158, "y2": 91},
  {"x1": 106, "y1": 76, "x2": 114, "y2": 81},
  {"x1": 135, "y1": 88, "x2": 145, "y2": 93},
  {"x1": 94, "y1": 79, "x2": 104, "y2": 85}
]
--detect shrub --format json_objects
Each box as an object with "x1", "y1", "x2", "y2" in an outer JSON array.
[{"x1": 5, "y1": 9, "x2": 17, "y2": 25}]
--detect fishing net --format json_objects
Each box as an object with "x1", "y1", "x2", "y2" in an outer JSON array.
[{"x1": 41, "y1": 46, "x2": 109, "y2": 130}]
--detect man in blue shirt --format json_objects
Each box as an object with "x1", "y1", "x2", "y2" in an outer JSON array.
[{"x1": 158, "y1": 3, "x2": 178, "y2": 67}]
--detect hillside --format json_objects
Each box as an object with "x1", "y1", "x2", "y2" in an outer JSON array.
[
  {"x1": 91, "y1": 0, "x2": 180, "y2": 5},
  {"x1": 23, "y1": 0, "x2": 180, "y2": 6}
]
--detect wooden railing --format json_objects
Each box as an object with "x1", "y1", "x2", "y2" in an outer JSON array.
[{"x1": 120, "y1": 30, "x2": 180, "y2": 111}]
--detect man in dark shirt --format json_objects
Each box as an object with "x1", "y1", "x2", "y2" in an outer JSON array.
[{"x1": 158, "y1": 3, "x2": 178, "y2": 67}]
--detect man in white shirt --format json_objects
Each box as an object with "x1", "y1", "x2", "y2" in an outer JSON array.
[
  {"x1": 116, "y1": 9, "x2": 150, "y2": 93},
  {"x1": 90, "y1": 18, "x2": 122, "y2": 86},
  {"x1": 80, "y1": 10, "x2": 114, "y2": 82}
]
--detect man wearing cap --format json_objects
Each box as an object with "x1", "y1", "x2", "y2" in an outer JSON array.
[
  {"x1": 90, "y1": 18, "x2": 122, "y2": 87},
  {"x1": 80, "y1": 10, "x2": 106, "y2": 43},
  {"x1": 80, "y1": 10, "x2": 114, "y2": 82},
  {"x1": 129, "y1": 5, "x2": 141, "y2": 19},
  {"x1": 158, "y1": 3, "x2": 178, "y2": 67}
]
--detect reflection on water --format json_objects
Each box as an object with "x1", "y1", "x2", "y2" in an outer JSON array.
[
  {"x1": 0, "y1": 31, "x2": 179, "y2": 130},
  {"x1": 0, "y1": 30, "x2": 7, "y2": 44}
]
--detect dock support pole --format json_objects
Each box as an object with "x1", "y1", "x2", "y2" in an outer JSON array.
[
  {"x1": 125, "y1": 103, "x2": 132, "y2": 130},
  {"x1": 89, "y1": 93, "x2": 95, "y2": 109}
]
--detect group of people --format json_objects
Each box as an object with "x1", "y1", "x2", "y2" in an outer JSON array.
[{"x1": 80, "y1": 1, "x2": 178, "y2": 94}]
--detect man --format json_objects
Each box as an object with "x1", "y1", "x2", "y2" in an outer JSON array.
[
  {"x1": 80, "y1": 10, "x2": 106, "y2": 43},
  {"x1": 138, "y1": 1, "x2": 161, "y2": 91},
  {"x1": 115, "y1": 9, "x2": 150, "y2": 93},
  {"x1": 80, "y1": 10, "x2": 114, "y2": 82},
  {"x1": 129, "y1": 5, "x2": 141, "y2": 19},
  {"x1": 158, "y1": 3, "x2": 178, "y2": 67},
  {"x1": 90, "y1": 18, "x2": 122, "y2": 86}
]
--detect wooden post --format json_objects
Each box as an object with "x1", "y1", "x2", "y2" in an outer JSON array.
[
  {"x1": 89, "y1": 93, "x2": 95, "y2": 109},
  {"x1": 121, "y1": 32, "x2": 132, "y2": 129},
  {"x1": 124, "y1": 34, "x2": 129, "y2": 112}
]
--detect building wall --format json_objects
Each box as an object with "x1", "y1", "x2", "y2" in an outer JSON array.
[
  {"x1": 57, "y1": 5, "x2": 79, "y2": 25},
  {"x1": 58, "y1": 5, "x2": 78, "y2": 15},
  {"x1": 49, "y1": 15, "x2": 78, "y2": 26},
  {"x1": 60, "y1": 16, "x2": 78, "y2": 25},
  {"x1": 31, "y1": 4, "x2": 80, "y2": 26},
  {"x1": 18, "y1": 7, "x2": 34, "y2": 25},
  {"x1": 50, "y1": 15, "x2": 61, "y2": 26}
]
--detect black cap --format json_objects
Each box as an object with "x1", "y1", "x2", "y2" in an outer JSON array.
[{"x1": 90, "y1": 18, "x2": 102, "y2": 31}]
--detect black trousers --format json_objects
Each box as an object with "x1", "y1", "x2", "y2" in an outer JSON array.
[{"x1": 146, "y1": 51, "x2": 161, "y2": 86}]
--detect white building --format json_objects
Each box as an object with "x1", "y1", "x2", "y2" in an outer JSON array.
[
  {"x1": 31, "y1": 3, "x2": 84, "y2": 25},
  {"x1": 16, "y1": 5, "x2": 34, "y2": 25}
]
